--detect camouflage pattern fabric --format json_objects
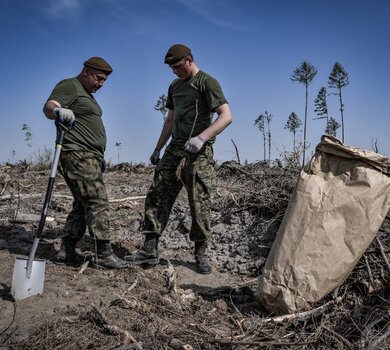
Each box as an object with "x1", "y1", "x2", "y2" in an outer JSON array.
[
  {"x1": 143, "y1": 143, "x2": 215, "y2": 241},
  {"x1": 59, "y1": 151, "x2": 111, "y2": 241}
]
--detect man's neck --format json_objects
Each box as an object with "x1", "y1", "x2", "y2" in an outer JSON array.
[{"x1": 188, "y1": 65, "x2": 200, "y2": 79}]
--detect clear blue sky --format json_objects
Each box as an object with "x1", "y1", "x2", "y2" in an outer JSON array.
[{"x1": 1, "y1": 0, "x2": 389, "y2": 165}]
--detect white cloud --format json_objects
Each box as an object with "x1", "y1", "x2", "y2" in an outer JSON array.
[
  {"x1": 47, "y1": 0, "x2": 81, "y2": 16},
  {"x1": 172, "y1": 0, "x2": 247, "y2": 30}
]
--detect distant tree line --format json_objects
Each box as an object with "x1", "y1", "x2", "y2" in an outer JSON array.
[
  {"x1": 12, "y1": 63, "x2": 349, "y2": 167},
  {"x1": 151, "y1": 62, "x2": 349, "y2": 168},
  {"x1": 255, "y1": 61, "x2": 349, "y2": 167}
]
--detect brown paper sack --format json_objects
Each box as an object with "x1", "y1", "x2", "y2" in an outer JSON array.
[{"x1": 257, "y1": 135, "x2": 390, "y2": 315}]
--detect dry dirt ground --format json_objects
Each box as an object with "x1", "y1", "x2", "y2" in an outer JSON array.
[{"x1": 0, "y1": 162, "x2": 389, "y2": 350}]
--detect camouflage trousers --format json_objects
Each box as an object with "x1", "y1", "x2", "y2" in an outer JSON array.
[
  {"x1": 143, "y1": 143, "x2": 215, "y2": 241},
  {"x1": 59, "y1": 151, "x2": 111, "y2": 241}
]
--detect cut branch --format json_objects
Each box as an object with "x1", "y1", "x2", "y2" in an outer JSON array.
[
  {"x1": 367, "y1": 323, "x2": 390, "y2": 350},
  {"x1": 244, "y1": 298, "x2": 342, "y2": 327},
  {"x1": 376, "y1": 237, "x2": 390, "y2": 272},
  {"x1": 0, "y1": 193, "x2": 146, "y2": 203},
  {"x1": 231, "y1": 139, "x2": 241, "y2": 164},
  {"x1": 92, "y1": 305, "x2": 137, "y2": 345}
]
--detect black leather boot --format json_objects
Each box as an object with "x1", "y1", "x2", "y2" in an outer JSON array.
[
  {"x1": 91, "y1": 240, "x2": 129, "y2": 269},
  {"x1": 195, "y1": 241, "x2": 212, "y2": 274},
  {"x1": 55, "y1": 238, "x2": 85, "y2": 265},
  {"x1": 125, "y1": 233, "x2": 159, "y2": 265}
]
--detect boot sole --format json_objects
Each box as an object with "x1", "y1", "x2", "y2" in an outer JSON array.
[
  {"x1": 124, "y1": 257, "x2": 160, "y2": 265},
  {"x1": 89, "y1": 261, "x2": 129, "y2": 270},
  {"x1": 53, "y1": 259, "x2": 88, "y2": 266},
  {"x1": 196, "y1": 268, "x2": 213, "y2": 275}
]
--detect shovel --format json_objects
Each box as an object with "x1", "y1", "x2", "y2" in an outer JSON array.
[{"x1": 11, "y1": 120, "x2": 71, "y2": 300}]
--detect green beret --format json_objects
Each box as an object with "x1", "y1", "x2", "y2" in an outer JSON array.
[
  {"x1": 83, "y1": 56, "x2": 113, "y2": 75},
  {"x1": 164, "y1": 44, "x2": 191, "y2": 65}
]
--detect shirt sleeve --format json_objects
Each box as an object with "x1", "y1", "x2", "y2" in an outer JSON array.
[
  {"x1": 202, "y1": 77, "x2": 228, "y2": 112},
  {"x1": 47, "y1": 79, "x2": 78, "y2": 109}
]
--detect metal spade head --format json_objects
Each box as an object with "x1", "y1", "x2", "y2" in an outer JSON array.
[{"x1": 11, "y1": 257, "x2": 46, "y2": 301}]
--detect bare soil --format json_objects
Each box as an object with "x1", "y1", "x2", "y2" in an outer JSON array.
[{"x1": 0, "y1": 162, "x2": 389, "y2": 350}]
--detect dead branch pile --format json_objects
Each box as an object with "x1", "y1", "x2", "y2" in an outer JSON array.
[
  {"x1": 0, "y1": 162, "x2": 389, "y2": 349},
  {"x1": 8, "y1": 267, "x2": 389, "y2": 350},
  {"x1": 215, "y1": 161, "x2": 299, "y2": 216},
  {"x1": 200, "y1": 161, "x2": 301, "y2": 276}
]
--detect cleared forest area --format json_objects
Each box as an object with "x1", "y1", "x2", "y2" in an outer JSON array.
[{"x1": 0, "y1": 161, "x2": 389, "y2": 350}]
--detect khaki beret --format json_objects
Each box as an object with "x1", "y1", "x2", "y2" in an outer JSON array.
[
  {"x1": 164, "y1": 44, "x2": 191, "y2": 65},
  {"x1": 83, "y1": 56, "x2": 113, "y2": 75}
]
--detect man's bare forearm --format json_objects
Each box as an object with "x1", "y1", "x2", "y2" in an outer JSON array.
[
  {"x1": 199, "y1": 103, "x2": 233, "y2": 141},
  {"x1": 43, "y1": 100, "x2": 61, "y2": 120}
]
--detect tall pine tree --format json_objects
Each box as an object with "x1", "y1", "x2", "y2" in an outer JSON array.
[
  {"x1": 314, "y1": 87, "x2": 329, "y2": 122},
  {"x1": 285, "y1": 112, "x2": 302, "y2": 151},
  {"x1": 291, "y1": 61, "x2": 317, "y2": 166},
  {"x1": 254, "y1": 113, "x2": 266, "y2": 162},
  {"x1": 328, "y1": 62, "x2": 349, "y2": 143}
]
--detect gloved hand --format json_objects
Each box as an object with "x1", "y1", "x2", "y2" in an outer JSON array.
[
  {"x1": 100, "y1": 159, "x2": 107, "y2": 173},
  {"x1": 184, "y1": 135, "x2": 205, "y2": 154},
  {"x1": 150, "y1": 148, "x2": 161, "y2": 165},
  {"x1": 54, "y1": 107, "x2": 75, "y2": 126}
]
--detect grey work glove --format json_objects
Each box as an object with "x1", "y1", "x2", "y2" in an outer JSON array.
[
  {"x1": 100, "y1": 159, "x2": 107, "y2": 173},
  {"x1": 150, "y1": 148, "x2": 161, "y2": 165},
  {"x1": 54, "y1": 107, "x2": 75, "y2": 126},
  {"x1": 184, "y1": 135, "x2": 205, "y2": 154}
]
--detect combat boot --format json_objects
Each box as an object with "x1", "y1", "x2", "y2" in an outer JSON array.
[
  {"x1": 195, "y1": 240, "x2": 212, "y2": 274},
  {"x1": 91, "y1": 240, "x2": 129, "y2": 269},
  {"x1": 55, "y1": 238, "x2": 85, "y2": 265},
  {"x1": 125, "y1": 233, "x2": 160, "y2": 265}
]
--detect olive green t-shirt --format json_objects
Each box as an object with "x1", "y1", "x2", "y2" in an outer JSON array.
[
  {"x1": 165, "y1": 70, "x2": 228, "y2": 146},
  {"x1": 47, "y1": 77, "x2": 106, "y2": 157}
]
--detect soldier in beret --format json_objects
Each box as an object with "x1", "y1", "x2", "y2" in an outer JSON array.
[
  {"x1": 126, "y1": 44, "x2": 233, "y2": 274},
  {"x1": 43, "y1": 57, "x2": 129, "y2": 269}
]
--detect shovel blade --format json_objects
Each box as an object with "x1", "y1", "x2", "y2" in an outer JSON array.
[{"x1": 11, "y1": 257, "x2": 46, "y2": 301}]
